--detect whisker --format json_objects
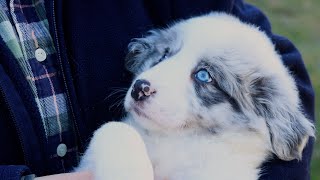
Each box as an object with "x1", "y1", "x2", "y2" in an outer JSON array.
[
  {"x1": 104, "y1": 87, "x2": 129, "y2": 101},
  {"x1": 109, "y1": 97, "x2": 125, "y2": 112}
]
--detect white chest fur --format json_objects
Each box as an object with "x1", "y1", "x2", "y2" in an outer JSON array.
[
  {"x1": 134, "y1": 124, "x2": 270, "y2": 180},
  {"x1": 77, "y1": 121, "x2": 270, "y2": 180}
]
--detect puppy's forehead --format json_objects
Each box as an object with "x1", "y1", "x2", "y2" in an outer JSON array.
[
  {"x1": 178, "y1": 15, "x2": 253, "y2": 44},
  {"x1": 171, "y1": 13, "x2": 273, "y2": 62}
]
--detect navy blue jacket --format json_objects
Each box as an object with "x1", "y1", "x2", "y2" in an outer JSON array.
[{"x1": 0, "y1": 0, "x2": 315, "y2": 179}]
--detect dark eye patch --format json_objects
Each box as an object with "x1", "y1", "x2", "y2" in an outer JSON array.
[
  {"x1": 193, "y1": 60, "x2": 241, "y2": 112},
  {"x1": 194, "y1": 80, "x2": 226, "y2": 107}
]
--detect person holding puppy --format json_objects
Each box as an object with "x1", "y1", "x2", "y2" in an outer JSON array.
[{"x1": 0, "y1": 0, "x2": 315, "y2": 179}]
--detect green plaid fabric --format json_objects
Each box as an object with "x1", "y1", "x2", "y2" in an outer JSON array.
[{"x1": 0, "y1": 0, "x2": 79, "y2": 172}]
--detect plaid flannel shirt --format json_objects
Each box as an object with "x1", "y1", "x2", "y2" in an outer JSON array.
[{"x1": 0, "y1": 0, "x2": 78, "y2": 173}]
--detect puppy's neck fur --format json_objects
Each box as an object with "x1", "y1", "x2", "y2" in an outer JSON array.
[{"x1": 125, "y1": 117, "x2": 270, "y2": 180}]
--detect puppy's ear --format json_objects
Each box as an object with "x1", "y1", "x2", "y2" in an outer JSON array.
[
  {"x1": 125, "y1": 30, "x2": 179, "y2": 75},
  {"x1": 125, "y1": 30, "x2": 168, "y2": 75},
  {"x1": 125, "y1": 38, "x2": 153, "y2": 75},
  {"x1": 250, "y1": 76, "x2": 314, "y2": 161}
]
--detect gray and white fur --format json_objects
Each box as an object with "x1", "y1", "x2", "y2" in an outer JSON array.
[{"x1": 77, "y1": 12, "x2": 315, "y2": 180}]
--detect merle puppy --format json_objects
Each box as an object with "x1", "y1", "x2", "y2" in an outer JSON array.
[{"x1": 77, "y1": 13, "x2": 314, "y2": 180}]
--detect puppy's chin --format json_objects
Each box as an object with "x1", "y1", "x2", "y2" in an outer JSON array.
[
  {"x1": 125, "y1": 102, "x2": 186, "y2": 133},
  {"x1": 129, "y1": 110, "x2": 163, "y2": 132}
]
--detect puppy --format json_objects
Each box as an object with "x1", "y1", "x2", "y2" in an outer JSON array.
[{"x1": 77, "y1": 13, "x2": 314, "y2": 180}]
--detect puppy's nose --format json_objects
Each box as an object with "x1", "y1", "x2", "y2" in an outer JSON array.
[{"x1": 131, "y1": 79, "x2": 155, "y2": 101}]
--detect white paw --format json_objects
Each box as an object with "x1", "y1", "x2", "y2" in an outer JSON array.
[{"x1": 78, "y1": 122, "x2": 154, "y2": 180}]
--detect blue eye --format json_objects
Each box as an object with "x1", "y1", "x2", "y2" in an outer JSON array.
[{"x1": 195, "y1": 69, "x2": 212, "y2": 83}]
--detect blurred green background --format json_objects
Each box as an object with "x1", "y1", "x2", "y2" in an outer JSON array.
[{"x1": 246, "y1": 0, "x2": 319, "y2": 179}]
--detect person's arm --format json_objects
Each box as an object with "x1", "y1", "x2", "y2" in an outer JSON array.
[
  {"x1": 0, "y1": 165, "x2": 32, "y2": 180},
  {"x1": 231, "y1": 1, "x2": 315, "y2": 179},
  {"x1": 0, "y1": 166, "x2": 91, "y2": 180},
  {"x1": 35, "y1": 171, "x2": 92, "y2": 180}
]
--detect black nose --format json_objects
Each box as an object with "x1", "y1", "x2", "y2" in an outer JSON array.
[{"x1": 131, "y1": 79, "x2": 155, "y2": 101}]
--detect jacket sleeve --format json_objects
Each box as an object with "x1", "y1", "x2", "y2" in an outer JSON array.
[
  {"x1": 231, "y1": 1, "x2": 315, "y2": 180},
  {"x1": 0, "y1": 165, "x2": 32, "y2": 180}
]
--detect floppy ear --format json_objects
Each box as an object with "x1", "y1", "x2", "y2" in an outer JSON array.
[
  {"x1": 125, "y1": 30, "x2": 170, "y2": 75},
  {"x1": 250, "y1": 76, "x2": 315, "y2": 161},
  {"x1": 125, "y1": 29, "x2": 179, "y2": 75},
  {"x1": 125, "y1": 38, "x2": 153, "y2": 75}
]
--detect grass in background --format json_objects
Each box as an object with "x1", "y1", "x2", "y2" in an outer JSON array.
[{"x1": 246, "y1": 0, "x2": 320, "y2": 179}]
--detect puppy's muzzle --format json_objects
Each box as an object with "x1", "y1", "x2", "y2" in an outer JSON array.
[{"x1": 131, "y1": 79, "x2": 156, "y2": 101}]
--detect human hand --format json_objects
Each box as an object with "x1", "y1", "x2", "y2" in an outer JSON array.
[{"x1": 35, "y1": 171, "x2": 93, "y2": 180}]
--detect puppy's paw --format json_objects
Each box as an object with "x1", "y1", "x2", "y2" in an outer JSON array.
[{"x1": 78, "y1": 122, "x2": 154, "y2": 180}]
